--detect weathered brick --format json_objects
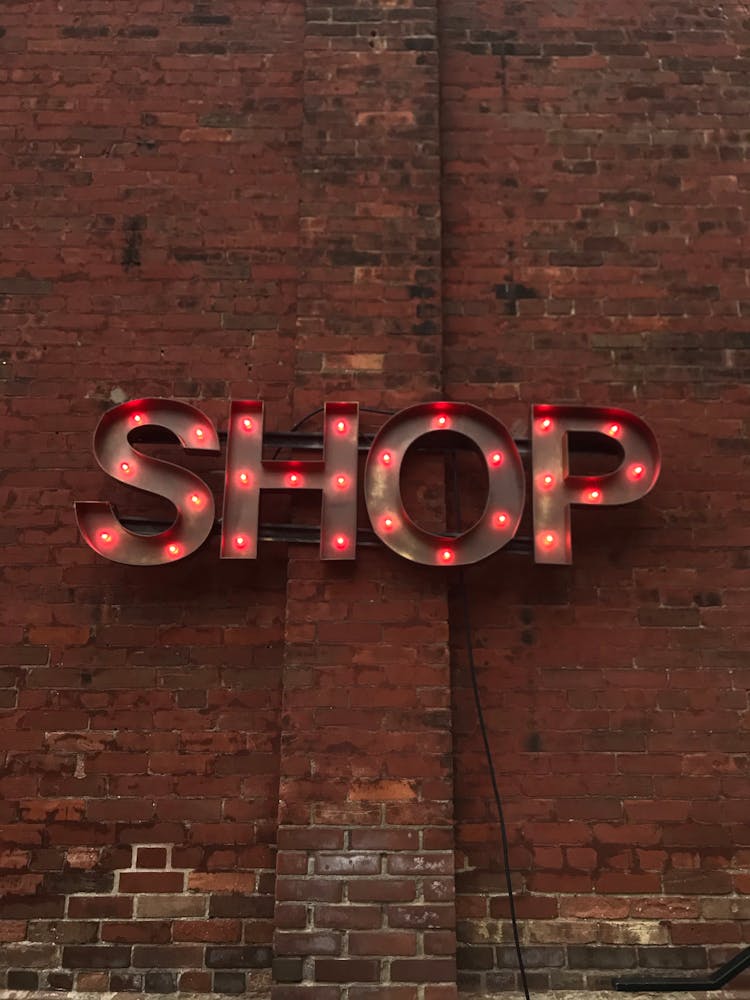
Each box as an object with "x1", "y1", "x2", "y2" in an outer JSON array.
[{"x1": 62, "y1": 947, "x2": 131, "y2": 970}]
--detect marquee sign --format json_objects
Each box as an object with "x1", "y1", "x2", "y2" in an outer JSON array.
[{"x1": 75, "y1": 399, "x2": 660, "y2": 567}]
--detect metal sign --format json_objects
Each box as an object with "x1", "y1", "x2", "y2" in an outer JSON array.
[{"x1": 75, "y1": 399, "x2": 660, "y2": 567}]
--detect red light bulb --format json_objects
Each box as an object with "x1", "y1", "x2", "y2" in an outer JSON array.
[
  {"x1": 334, "y1": 534, "x2": 348, "y2": 550},
  {"x1": 120, "y1": 461, "x2": 132, "y2": 474},
  {"x1": 335, "y1": 419, "x2": 347, "y2": 434},
  {"x1": 539, "y1": 417, "x2": 553, "y2": 432},
  {"x1": 439, "y1": 548, "x2": 454, "y2": 564},
  {"x1": 234, "y1": 534, "x2": 247, "y2": 550},
  {"x1": 490, "y1": 451, "x2": 503, "y2": 467},
  {"x1": 288, "y1": 472, "x2": 301, "y2": 486},
  {"x1": 382, "y1": 516, "x2": 395, "y2": 531},
  {"x1": 132, "y1": 413, "x2": 143, "y2": 425},
  {"x1": 541, "y1": 473, "x2": 554, "y2": 489},
  {"x1": 587, "y1": 488, "x2": 601, "y2": 503},
  {"x1": 238, "y1": 471, "x2": 250, "y2": 486},
  {"x1": 381, "y1": 451, "x2": 392, "y2": 466},
  {"x1": 166, "y1": 543, "x2": 180, "y2": 558},
  {"x1": 494, "y1": 512, "x2": 509, "y2": 528},
  {"x1": 335, "y1": 474, "x2": 348, "y2": 489},
  {"x1": 99, "y1": 530, "x2": 113, "y2": 544},
  {"x1": 189, "y1": 493, "x2": 202, "y2": 507},
  {"x1": 607, "y1": 422, "x2": 620, "y2": 437},
  {"x1": 241, "y1": 417, "x2": 253, "y2": 432},
  {"x1": 630, "y1": 463, "x2": 645, "y2": 480},
  {"x1": 539, "y1": 531, "x2": 556, "y2": 549},
  {"x1": 194, "y1": 426, "x2": 205, "y2": 441}
]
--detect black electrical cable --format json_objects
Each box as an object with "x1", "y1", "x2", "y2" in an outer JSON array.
[
  {"x1": 288, "y1": 405, "x2": 396, "y2": 433},
  {"x1": 450, "y1": 459, "x2": 531, "y2": 1000},
  {"x1": 272, "y1": 405, "x2": 396, "y2": 458}
]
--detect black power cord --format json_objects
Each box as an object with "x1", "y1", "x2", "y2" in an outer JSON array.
[
  {"x1": 272, "y1": 405, "x2": 396, "y2": 458},
  {"x1": 450, "y1": 459, "x2": 531, "y2": 1000}
]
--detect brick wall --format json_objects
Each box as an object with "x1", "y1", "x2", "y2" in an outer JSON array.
[{"x1": 1, "y1": 0, "x2": 749, "y2": 996}]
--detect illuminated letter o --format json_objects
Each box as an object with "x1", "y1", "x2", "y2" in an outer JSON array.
[{"x1": 364, "y1": 402, "x2": 525, "y2": 566}]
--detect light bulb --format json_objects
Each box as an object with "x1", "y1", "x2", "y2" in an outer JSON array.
[
  {"x1": 241, "y1": 417, "x2": 253, "y2": 431},
  {"x1": 335, "y1": 419, "x2": 347, "y2": 434}
]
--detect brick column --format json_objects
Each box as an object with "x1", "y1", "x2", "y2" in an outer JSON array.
[{"x1": 273, "y1": 0, "x2": 455, "y2": 997}]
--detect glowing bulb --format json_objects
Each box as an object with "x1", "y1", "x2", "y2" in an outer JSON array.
[
  {"x1": 120, "y1": 461, "x2": 132, "y2": 474},
  {"x1": 439, "y1": 548, "x2": 454, "y2": 564},
  {"x1": 587, "y1": 488, "x2": 601, "y2": 502},
  {"x1": 494, "y1": 512, "x2": 509, "y2": 528},
  {"x1": 132, "y1": 413, "x2": 143, "y2": 425},
  {"x1": 490, "y1": 451, "x2": 503, "y2": 467},
  {"x1": 234, "y1": 534, "x2": 247, "y2": 550},
  {"x1": 335, "y1": 419, "x2": 347, "y2": 434},
  {"x1": 539, "y1": 417, "x2": 553, "y2": 432},
  {"x1": 190, "y1": 493, "x2": 202, "y2": 506},
  {"x1": 99, "y1": 530, "x2": 113, "y2": 543},
  {"x1": 381, "y1": 451, "x2": 392, "y2": 466},
  {"x1": 238, "y1": 471, "x2": 250, "y2": 486},
  {"x1": 241, "y1": 417, "x2": 253, "y2": 432},
  {"x1": 541, "y1": 473, "x2": 554, "y2": 489},
  {"x1": 335, "y1": 474, "x2": 348, "y2": 489},
  {"x1": 166, "y1": 543, "x2": 180, "y2": 557},
  {"x1": 194, "y1": 426, "x2": 205, "y2": 440},
  {"x1": 334, "y1": 534, "x2": 348, "y2": 550},
  {"x1": 630, "y1": 463, "x2": 645, "y2": 480},
  {"x1": 608, "y1": 422, "x2": 620, "y2": 436},
  {"x1": 288, "y1": 472, "x2": 301, "y2": 486},
  {"x1": 540, "y1": 532, "x2": 556, "y2": 549},
  {"x1": 383, "y1": 516, "x2": 394, "y2": 531}
]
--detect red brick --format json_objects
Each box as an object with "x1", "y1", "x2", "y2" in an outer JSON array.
[
  {"x1": 68, "y1": 897, "x2": 133, "y2": 919},
  {"x1": 391, "y1": 959, "x2": 456, "y2": 983},
  {"x1": 314, "y1": 854, "x2": 380, "y2": 876},
  {"x1": 173, "y1": 921, "x2": 242, "y2": 943},
  {"x1": 314, "y1": 959, "x2": 380, "y2": 984},
  {"x1": 0, "y1": 921, "x2": 27, "y2": 942},
  {"x1": 348, "y1": 881, "x2": 416, "y2": 904},
  {"x1": 349, "y1": 932, "x2": 417, "y2": 957},
  {"x1": 135, "y1": 847, "x2": 168, "y2": 869},
  {"x1": 118, "y1": 871, "x2": 185, "y2": 894},
  {"x1": 314, "y1": 906, "x2": 382, "y2": 930},
  {"x1": 275, "y1": 932, "x2": 341, "y2": 956}
]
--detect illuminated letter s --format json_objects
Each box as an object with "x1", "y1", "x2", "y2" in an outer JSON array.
[{"x1": 75, "y1": 399, "x2": 220, "y2": 565}]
